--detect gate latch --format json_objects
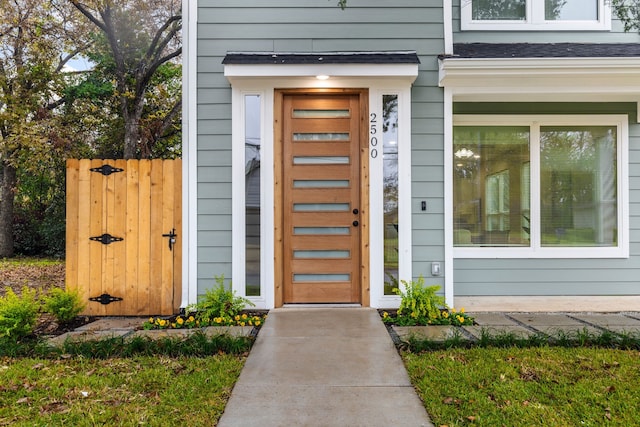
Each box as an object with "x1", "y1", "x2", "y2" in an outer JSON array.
[{"x1": 162, "y1": 229, "x2": 177, "y2": 251}]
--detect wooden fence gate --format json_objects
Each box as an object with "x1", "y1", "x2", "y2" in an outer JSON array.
[{"x1": 66, "y1": 159, "x2": 182, "y2": 316}]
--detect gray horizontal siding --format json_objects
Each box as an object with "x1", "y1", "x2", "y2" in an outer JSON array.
[
  {"x1": 452, "y1": 0, "x2": 640, "y2": 44},
  {"x1": 197, "y1": 0, "x2": 445, "y2": 290}
]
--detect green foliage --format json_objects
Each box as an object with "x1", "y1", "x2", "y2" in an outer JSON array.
[
  {"x1": 42, "y1": 288, "x2": 85, "y2": 324},
  {"x1": 385, "y1": 276, "x2": 474, "y2": 326},
  {"x1": 394, "y1": 276, "x2": 446, "y2": 324},
  {"x1": 188, "y1": 275, "x2": 255, "y2": 325},
  {"x1": 0, "y1": 287, "x2": 40, "y2": 340},
  {"x1": 612, "y1": 0, "x2": 640, "y2": 32}
]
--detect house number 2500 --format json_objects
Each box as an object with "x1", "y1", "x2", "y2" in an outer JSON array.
[{"x1": 370, "y1": 113, "x2": 378, "y2": 158}]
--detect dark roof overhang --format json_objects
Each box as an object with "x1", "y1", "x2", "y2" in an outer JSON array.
[
  {"x1": 223, "y1": 51, "x2": 420, "y2": 65},
  {"x1": 441, "y1": 43, "x2": 640, "y2": 59}
]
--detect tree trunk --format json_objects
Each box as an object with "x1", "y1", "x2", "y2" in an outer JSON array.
[
  {"x1": 0, "y1": 159, "x2": 16, "y2": 257},
  {"x1": 123, "y1": 118, "x2": 140, "y2": 159}
]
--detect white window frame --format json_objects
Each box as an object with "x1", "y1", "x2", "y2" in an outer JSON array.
[
  {"x1": 453, "y1": 114, "x2": 629, "y2": 259},
  {"x1": 461, "y1": 0, "x2": 611, "y2": 31}
]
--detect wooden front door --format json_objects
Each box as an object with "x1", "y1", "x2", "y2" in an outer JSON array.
[{"x1": 279, "y1": 91, "x2": 367, "y2": 304}]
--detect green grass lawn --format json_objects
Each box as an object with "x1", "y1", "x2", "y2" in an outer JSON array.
[
  {"x1": 0, "y1": 355, "x2": 244, "y2": 426},
  {"x1": 405, "y1": 347, "x2": 640, "y2": 427}
]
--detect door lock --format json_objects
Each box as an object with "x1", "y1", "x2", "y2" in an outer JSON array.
[
  {"x1": 353, "y1": 220, "x2": 359, "y2": 227},
  {"x1": 353, "y1": 208, "x2": 359, "y2": 215}
]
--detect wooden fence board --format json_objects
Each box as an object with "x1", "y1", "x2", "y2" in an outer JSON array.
[
  {"x1": 89, "y1": 159, "x2": 106, "y2": 316},
  {"x1": 161, "y1": 160, "x2": 174, "y2": 314},
  {"x1": 110, "y1": 159, "x2": 127, "y2": 316},
  {"x1": 65, "y1": 160, "x2": 79, "y2": 297},
  {"x1": 124, "y1": 160, "x2": 140, "y2": 316},
  {"x1": 137, "y1": 160, "x2": 152, "y2": 316},
  {"x1": 66, "y1": 159, "x2": 181, "y2": 316},
  {"x1": 173, "y1": 159, "x2": 183, "y2": 312},
  {"x1": 149, "y1": 160, "x2": 163, "y2": 315}
]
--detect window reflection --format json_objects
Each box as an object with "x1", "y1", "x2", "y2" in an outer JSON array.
[
  {"x1": 383, "y1": 95, "x2": 399, "y2": 294},
  {"x1": 453, "y1": 126, "x2": 531, "y2": 247},
  {"x1": 245, "y1": 95, "x2": 260, "y2": 296}
]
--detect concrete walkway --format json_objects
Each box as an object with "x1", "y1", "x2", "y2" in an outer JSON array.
[{"x1": 217, "y1": 308, "x2": 434, "y2": 427}]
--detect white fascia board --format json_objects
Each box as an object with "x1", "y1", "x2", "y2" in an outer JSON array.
[
  {"x1": 439, "y1": 57, "x2": 640, "y2": 95},
  {"x1": 225, "y1": 63, "x2": 419, "y2": 80}
]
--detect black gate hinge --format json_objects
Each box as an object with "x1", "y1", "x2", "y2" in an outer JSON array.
[
  {"x1": 90, "y1": 164, "x2": 124, "y2": 176},
  {"x1": 89, "y1": 233, "x2": 124, "y2": 245},
  {"x1": 89, "y1": 293, "x2": 123, "y2": 305}
]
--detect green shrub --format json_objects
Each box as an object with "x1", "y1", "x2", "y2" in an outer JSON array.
[
  {"x1": 42, "y1": 288, "x2": 85, "y2": 324},
  {"x1": 0, "y1": 287, "x2": 40, "y2": 340},
  {"x1": 188, "y1": 275, "x2": 254, "y2": 325},
  {"x1": 387, "y1": 276, "x2": 474, "y2": 326},
  {"x1": 395, "y1": 276, "x2": 445, "y2": 323}
]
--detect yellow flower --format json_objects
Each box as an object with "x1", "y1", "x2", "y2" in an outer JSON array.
[
  {"x1": 382, "y1": 311, "x2": 389, "y2": 318},
  {"x1": 188, "y1": 316, "x2": 195, "y2": 322},
  {"x1": 171, "y1": 323, "x2": 177, "y2": 328},
  {"x1": 158, "y1": 319, "x2": 166, "y2": 327},
  {"x1": 235, "y1": 315, "x2": 240, "y2": 321},
  {"x1": 148, "y1": 317, "x2": 154, "y2": 324},
  {"x1": 240, "y1": 322, "x2": 246, "y2": 327},
  {"x1": 460, "y1": 307, "x2": 465, "y2": 314},
  {"x1": 255, "y1": 320, "x2": 261, "y2": 326},
  {"x1": 241, "y1": 313, "x2": 248, "y2": 320},
  {"x1": 451, "y1": 308, "x2": 457, "y2": 314},
  {"x1": 176, "y1": 317, "x2": 184, "y2": 325},
  {"x1": 442, "y1": 311, "x2": 449, "y2": 318},
  {"x1": 457, "y1": 315, "x2": 465, "y2": 324},
  {"x1": 215, "y1": 317, "x2": 222, "y2": 324}
]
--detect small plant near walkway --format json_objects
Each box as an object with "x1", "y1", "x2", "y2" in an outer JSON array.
[
  {"x1": 143, "y1": 275, "x2": 265, "y2": 330},
  {"x1": 382, "y1": 275, "x2": 474, "y2": 326}
]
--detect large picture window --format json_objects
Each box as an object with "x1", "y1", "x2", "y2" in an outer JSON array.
[
  {"x1": 453, "y1": 115, "x2": 628, "y2": 258},
  {"x1": 461, "y1": 0, "x2": 610, "y2": 30}
]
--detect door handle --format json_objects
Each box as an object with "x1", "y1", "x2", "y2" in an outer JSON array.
[
  {"x1": 162, "y1": 229, "x2": 177, "y2": 251},
  {"x1": 353, "y1": 208, "x2": 359, "y2": 215},
  {"x1": 353, "y1": 220, "x2": 359, "y2": 227}
]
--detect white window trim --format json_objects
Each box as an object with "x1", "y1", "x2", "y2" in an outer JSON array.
[
  {"x1": 232, "y1": 90, "x2": 269, "y2": 309},
  {"x1": 453, "y1": 114, "x2": 629, "y2": 259},
  {"x1": 226, "y1": 65, "x2": 417, "y2": 309},
  {"x1": 460, "y1": 0, "x2": 611, "y2": 31}
]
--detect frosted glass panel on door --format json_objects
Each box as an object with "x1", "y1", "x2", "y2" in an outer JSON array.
[
  {"x1": 293, "y1": 110, "x2": 350, "y2": 118},
  {"x1": 294, "y1": 250, "x2": 350, "y2": 259},
  {"x1": 293, "y1": 156, "x2": 349, "y2": 165},
  {"x1": 293, "y1": 180, "x2": 350, "y2": 188},
  {"x1": 293, "y1": 133, "x2": 349, "y2": 141},
  {"x1": 293, "y1": 274, "x2": 350, "y2": 282},
  {"x1": 294, "y1": 227, "x2": 350, "y2": 235},
  {"x1": 293, "y1": 203, "x2": 350, "y2": 212}
]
